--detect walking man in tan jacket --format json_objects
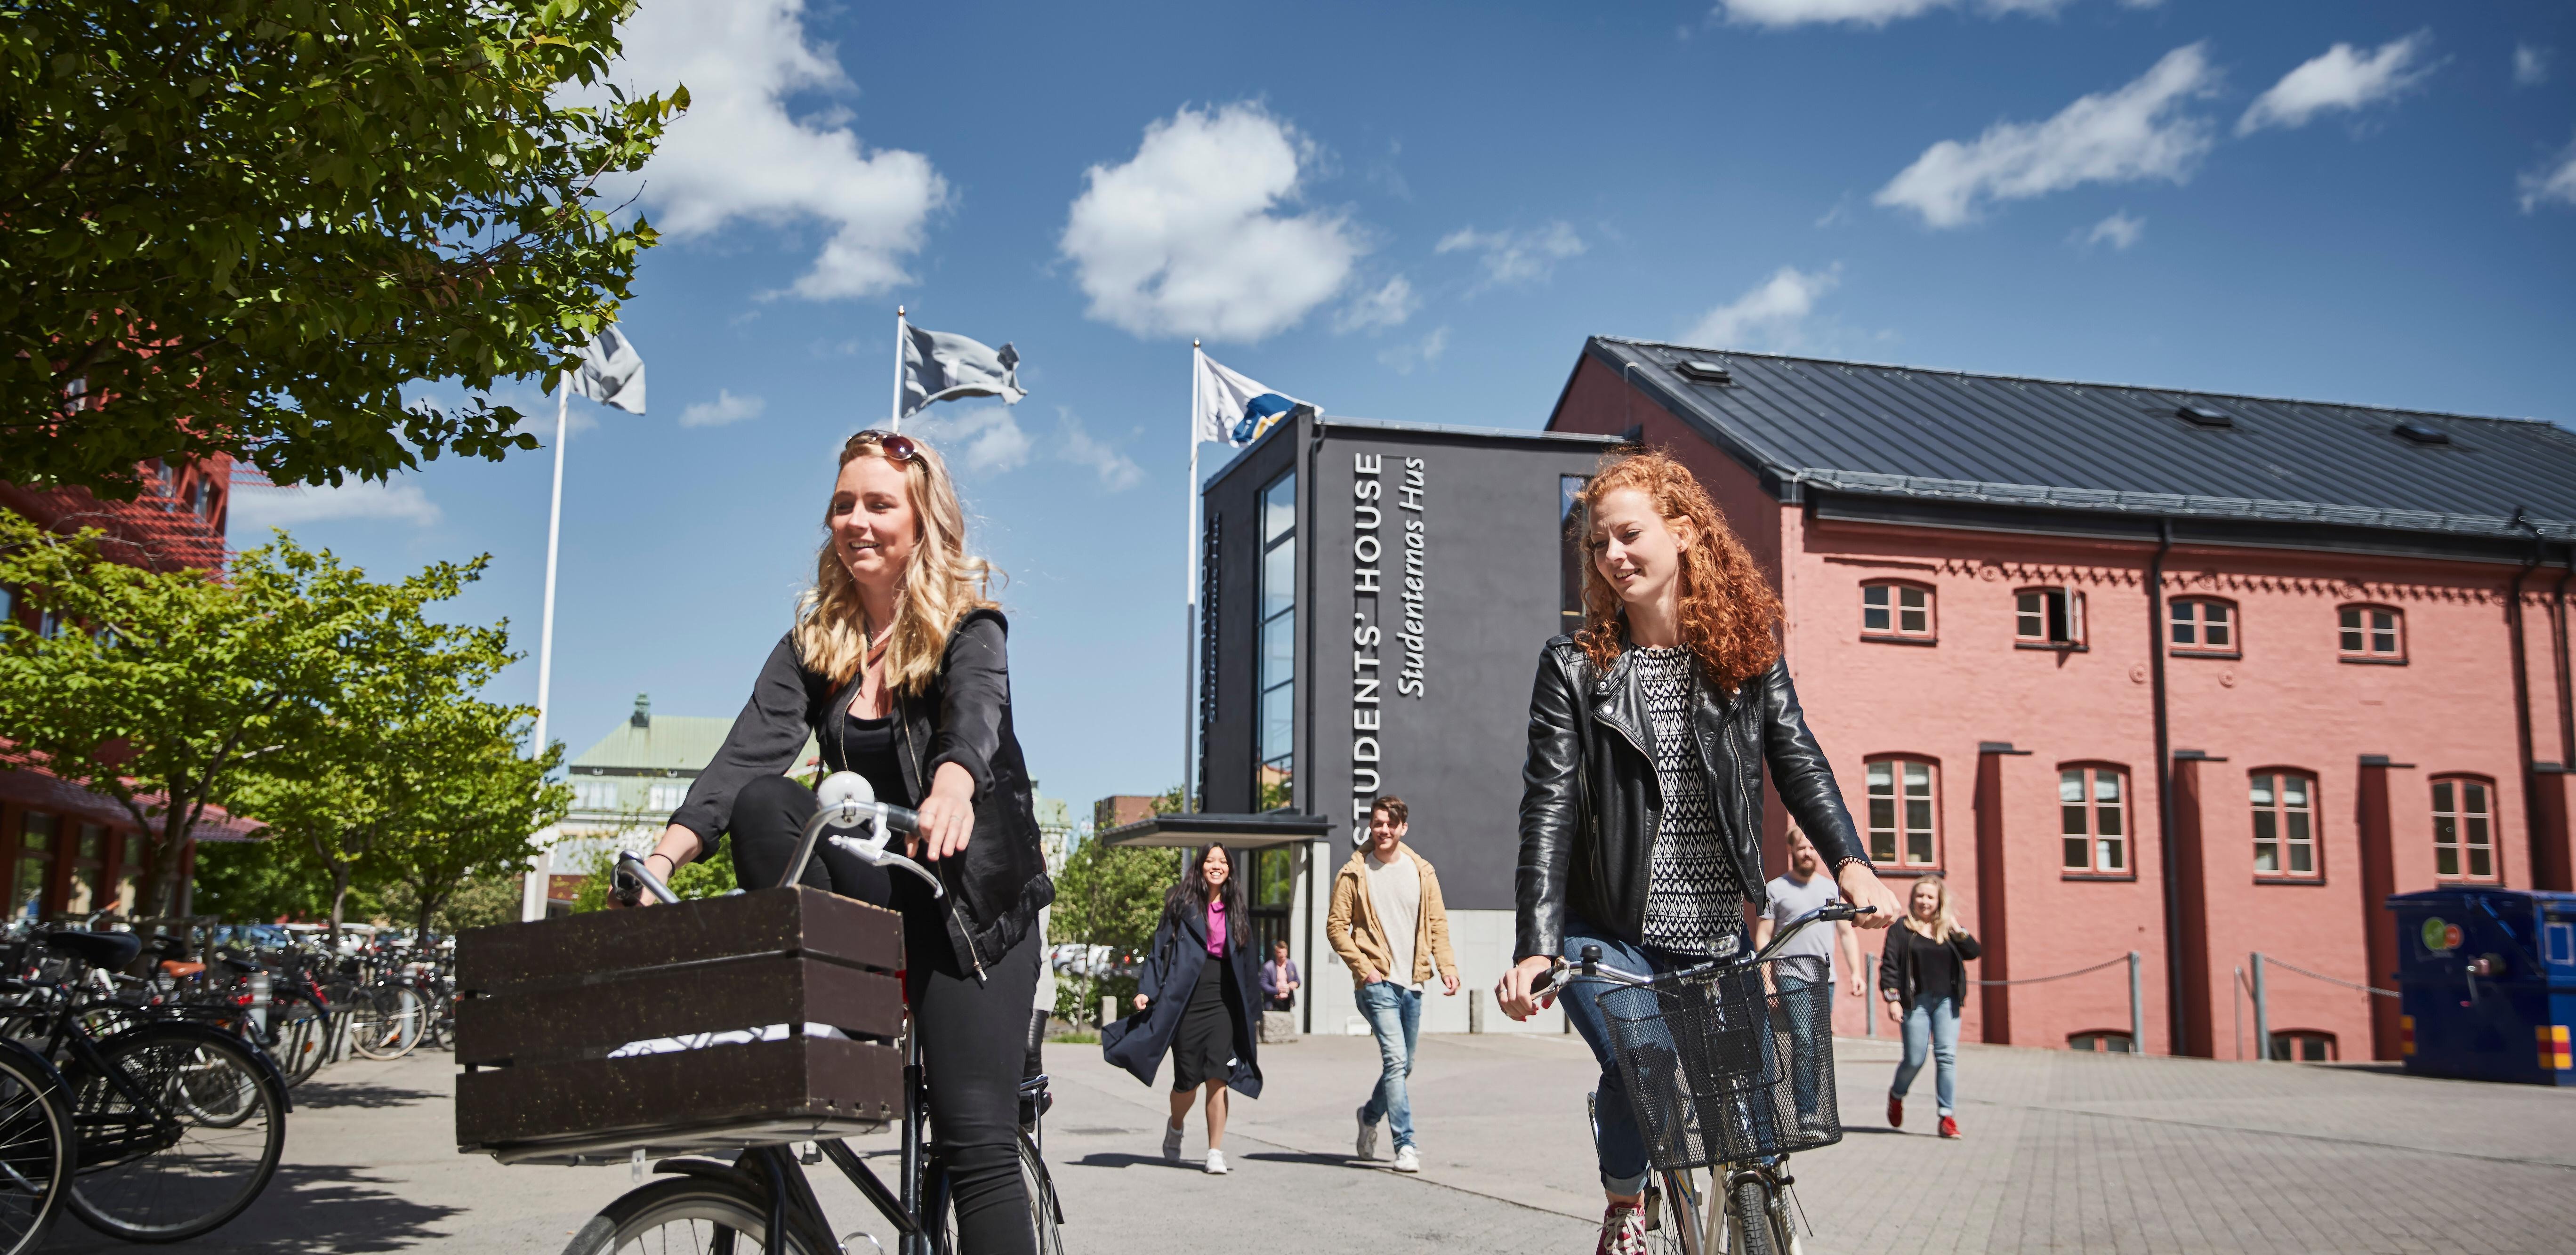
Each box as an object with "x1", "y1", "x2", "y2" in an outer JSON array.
[{"x1": 1327, "y1": 795, "x2": 1458, "y2": 1174}]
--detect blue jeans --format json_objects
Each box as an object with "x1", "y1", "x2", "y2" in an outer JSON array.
[
  {"x1": 1556, "y1": 920, "x2": 1751, "y2": 1195},
  {"x1": 1355, "y1": 982, "x2": 1422, "y2": 1150},
  {"x1": 1777, "y1": 970, "x2": 1826, "y2": 1123},
  {"x1": 1892, "y1": 996, "x2": 1959, "y2": 1115}
]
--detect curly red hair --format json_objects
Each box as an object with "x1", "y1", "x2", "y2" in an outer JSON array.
[{"x1": 1571, "y1": 450, "x2": 1782, "y2": 692}]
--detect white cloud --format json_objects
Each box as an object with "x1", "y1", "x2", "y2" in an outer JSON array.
[
  {"x1": 1378, "y1": 327, "x2": 1451, "y2": 375},
  {"x1": 1055, "y1": 413, "x2": 1143, "y2": 492},
  {"x1": 1682, "y1": 265, "x2": 1842, "y2": 351},
  {"x1": 2238, "y1": 32, "x2": 2437, "y2": 136},
  {"x1": 679, "y1": 390, "x2": 765, "y2": 428},
  {"x1": 1059, "y1": 103, "x2": 1362, "y2": 343},
  {"x1": 599, "y1": 0, "x2": 945, "y2": 300},
  {"x1": 904, "y1": 406, "x2": 1035, "y2": 475},
  {"x1": 1334, "y1": 276, "x2": 1419, "y2": 333},
  {"x1": 2520, "y1": 132, "x2": 2576, "y2": 213},
  {"x1": 1434, "y1": 221, "x2": 1586, "y2": 286},
  {"x1": 1876, "y1": 44, "x2": 2219, "y2": 228},
  {"x1": 2083, "y1": 210, "x2": 2145, "y2": 249},
  {"x1": 228, "y1": 481, "x2": 442, "y2": 531},
  {"x1": 1711, "y1": 0, "x2": 2081, "y2": 29},
  {"x1": 2514, "y1": 43, "x2": 2552, "y2": 88}
]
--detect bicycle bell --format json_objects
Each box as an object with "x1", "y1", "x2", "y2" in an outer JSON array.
[{"x1": 817, "y1": 771, "x2": 891, "y2": 851}]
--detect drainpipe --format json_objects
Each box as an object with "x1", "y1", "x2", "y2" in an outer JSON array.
[
  {"x1": 2149, "y1": 519, "x2": 2183, "y2": 1055},
  {"x1": 2508, "y1": 513, "x2": 2542, "y2": 885},
  {"x1": 2552, "y1": 544, "x2": 2573, "y2": 770}
]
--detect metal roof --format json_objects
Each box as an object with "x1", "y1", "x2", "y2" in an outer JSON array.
[
  {"x1": 1574, "y1": 338, "x2": 2576, "y2": 544},
  {"x1": 569, "y1": 715, "x2": 741, "y2": 774}
]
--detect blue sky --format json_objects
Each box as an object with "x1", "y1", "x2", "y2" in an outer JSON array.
[{"x1": 231, "y1": 0, "x2": 2576, "y2": 817}]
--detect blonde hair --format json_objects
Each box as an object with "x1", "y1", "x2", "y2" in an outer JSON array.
[
  {"x1": 1907, "y1": 875, "x2": 1959, "y2": 944},
  {"x1": 793, "y1": 431, "x2": 998, "y2": 694}
]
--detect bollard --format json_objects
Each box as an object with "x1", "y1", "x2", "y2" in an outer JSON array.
[
  {"x1": 1865, "y1": 954, "x2": 1877, "y2": 1038},
  {"x1": 2127, "y1": 951, "x2": 2144, "y2": 1054},
  {"x1": 1468, "y1": 988, "x2": 1485, "y2": 1034},
  {"x1": 1100, "y1": 995, "x2": 1116, "y2": 1029},
  {"x1": 249, "y1": 967, "x2": 271, "y2": 1038},
  {"x1": 2250, "y1": 951, "x2": 2270, "y2": 1062}
]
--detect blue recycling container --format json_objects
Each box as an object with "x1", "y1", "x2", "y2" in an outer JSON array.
[{"x1": 2387, "y1": 888, "x2": 2576, "y2": 1086}]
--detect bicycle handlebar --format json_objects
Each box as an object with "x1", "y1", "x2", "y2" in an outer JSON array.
[{"x1": 1528, "y1": 901, "x2": 1872, "y2": 997}]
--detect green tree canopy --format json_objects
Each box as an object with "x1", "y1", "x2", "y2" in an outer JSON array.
[
  {"x1": 0, "y1": 0, "x2": 683, "y2": 496},
  {"x1": 380, "y1": 711, "x2": 568, "y2": 938}
]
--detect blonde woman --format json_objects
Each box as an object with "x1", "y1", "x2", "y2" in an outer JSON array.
[
  {"x1": 1877, "y1": 875, "x2": 1980, "y2": 1139},
  {"x1": 632, "y1": 430, "x2": 1054, "y2": 1255}
]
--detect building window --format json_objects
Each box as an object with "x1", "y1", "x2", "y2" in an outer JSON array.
[
  {"x1": 2338, "y1": 604, "x2": 2404, "y2": 662},
  {"x1": 2061, "y1": 765, "x2": 2128, "y2": 876},
  {"x1": 14, "y1": 813, "x2": 55, "y2": 920},
  {"x1": 572, "y1": 780, "x2": 617, "y2": 811},
  {"x1": 2431, "y1": 776, "x2": 2496, "y2": 882},
  {"x1": 1861, "y1": 582, "x2": 1935, "y2": 641},
  {"x1": 1258, "y1": 472, "x2": 1297, "y2": 812},
  {"x1": 1559, "y1": 475, "x2": 1589, "y2": 638},
  {"x1": 648, "y1": 782, "x2": 688, "y2": 813},
  {"x1": 66, "y1": 822, "x2": 104, "y2": 916},
  {"x1": 2170, "y1": 597, "x2": 2237, "y2": 655},
  {"x1": 0, "y1": 585, "x2": 13, "y2": 624},
  {"x1": 2069, "y1": 1030, "x2": 2133, "y2": 1053},
  {"x1": 2268, "y1": 1030, "x2": 2337, "y2": 1062},
  {"x1": 2251, "y1": 771, "x2": 2318, "y2": 880},
  {"x1": 116, "y1": 833, "x2": 143, "y2": 913},
  {"x1": 2016, "y1": 587, "x2": 2085, "y2": 648},
  {"x1": 1250, "y1": 846, "x2": 1296, "y2": 958},
  {"x1": 1865, "y1": 758, "x2": 1940, "y2": 868}
]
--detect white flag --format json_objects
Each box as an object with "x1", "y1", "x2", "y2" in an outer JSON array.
[
  {"x1": 1193, "y1": 349, "x2": 1316, "y2": 447},
  {"x1": 901, "y1": 324, "x2": 1025, "y2": 418},
  {"x1": 572, "y1": 327, "x2": 645, "y2": 415}
]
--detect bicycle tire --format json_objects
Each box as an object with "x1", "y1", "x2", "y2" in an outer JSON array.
[
  {"x1": 1727, "y1": 1177, "x2": 1778, "y2": 1255},
  {"x1": 269, "y1": 990, "x2": 330, "y2": 1087},
  {"x1": 560, "y1": 1175, "x2": 827, "y2": 1255},
  {"x1": 1647, "y1": 1168, "x2": 1706, "y2": 1255},
  {"x1": 0, "y1": 1042, "x2": 74, "y2": 1255},
  {"x1": 346, "y1": 985, "x2": 422, "y2": 1062},
  {"x1": 63, "y1": 1023, "x2": 287, "y2": 1243}
]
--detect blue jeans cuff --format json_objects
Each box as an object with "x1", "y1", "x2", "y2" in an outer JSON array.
[{"x1": 1602, "y1": 1166, "x2": 1650, "y2": 1196}]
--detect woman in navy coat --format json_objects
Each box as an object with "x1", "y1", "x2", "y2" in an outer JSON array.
[{"x1": 1102, "y1": 844, "x2": 1264, "y2": 1173}]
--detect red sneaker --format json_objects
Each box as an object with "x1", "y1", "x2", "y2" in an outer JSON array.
[
  {"x1": 1887, "y1": 1096, "x2": 1903, "y2": 1129},
  {"x1": 1938, "y1": 1115, "x2": 1960, "y2": 1139}
]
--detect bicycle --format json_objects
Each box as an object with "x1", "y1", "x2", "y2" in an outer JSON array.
[
  {"x1": 559, "y1": 771, "x2": 1064, "y2": 1255},
  {"x1": 1540, "y1": 902, "x2": 1872, "y2": 1255},
  {"x1": 0, "y1": 1029, "x2": 76, "y2": 1254}
]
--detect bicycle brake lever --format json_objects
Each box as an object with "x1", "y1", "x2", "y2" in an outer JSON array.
[{"x1": 826, "y1": 835, "x2": 945, "y2": 899}]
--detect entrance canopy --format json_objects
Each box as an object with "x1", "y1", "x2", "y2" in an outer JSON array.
[{"x1": 1097, "y1": 812, "x2": 1331, "y2": 850}]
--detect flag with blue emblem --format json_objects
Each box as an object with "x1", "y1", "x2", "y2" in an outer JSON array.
[{"x1": 1193, "y1": 348, "x2": 1318, "y2": 448}]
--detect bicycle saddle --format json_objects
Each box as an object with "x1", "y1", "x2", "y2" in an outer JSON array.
[
  {"x1": 159, "y1": 960, "x2": 207, "y2": 979},
  {"x1": 47, "y1": 929, "x2": 142, "y2": 971}
]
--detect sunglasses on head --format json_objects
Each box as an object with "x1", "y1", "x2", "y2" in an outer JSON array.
[{"x1": 853, "y1": 429, "x2": 919, "y2": 463}]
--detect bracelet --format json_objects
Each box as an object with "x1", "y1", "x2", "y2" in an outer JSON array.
[{"x1": 645, "y1": 852, "x2": 675, "y2": 869}]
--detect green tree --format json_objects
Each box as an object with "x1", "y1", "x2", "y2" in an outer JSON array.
[
  {"x1": 0, "y1": 0, "x2": 684, "y2": 496},
  {"x1": 193, "y1": 834, "x2": 370, "y2": 925},
  {"x1": 378, "y1": 710, "x2": 568, "y2": 940},
  {"x1": 1046, "y1": 835, "x2": 1180, "y2": 1024}
]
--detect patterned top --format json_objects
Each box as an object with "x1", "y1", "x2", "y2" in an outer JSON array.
[{"x1": 1634, "y1": 646, "x2": 1745, "y2": 956}]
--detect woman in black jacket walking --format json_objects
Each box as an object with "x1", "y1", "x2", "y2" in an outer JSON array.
[
  {"x1": 1102, "y1": 844, "x2": 1263, "y2": 1175},
  {"x1": 624, "y1": 429, "x2": 1054, "y2": 1255},
  {"x1": 1878, "y1": 875, "x2": 1980, "y2": 1139}
]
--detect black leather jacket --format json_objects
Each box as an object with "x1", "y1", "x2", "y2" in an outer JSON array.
[
  {"x1": 675, "y1": 608, "x2": 1054, "y2": 981},
  {"x1": 1513, "y1": 636, "x2": 1870, "y2": 961}
]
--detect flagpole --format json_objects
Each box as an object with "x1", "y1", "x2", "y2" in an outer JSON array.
[
  {"x1": 1184, "y1": 342, "x2": 1202, "y2": 813},
  {"x1": 889, "y1": 305, "x2": 907, "y2": 433},
  {"x1": 522, "y1": 377, "x2": 571, "y2": 922}
]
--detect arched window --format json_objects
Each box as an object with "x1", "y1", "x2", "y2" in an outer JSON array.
[
  {"x1": 1864, "y1": 756, "x2": 1940, "y2": 868},
  {"x1": 2250, "y1": 770, "x2": 2320, "y2": 880},
  {"x1": 2431, "y1": 776, "x2": 2498, "y2": 882},
  {"x1": 2169, "y1": 597, "x2": 2238, "y2": 656},
  {"x1": 2338, "y1": 604, "x2": 2404, "y2": 662},
  {"x1": 2015, "y1": 586, "x2": 2085, "y2": 648},
  {"x1": 1860, "y1": 581, "x2": 1935, "y2": 642},
  {"x1": 2060, "y1": 764, "x2": 2129, "y2": 876}
]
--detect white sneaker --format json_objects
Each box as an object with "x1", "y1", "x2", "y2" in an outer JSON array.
[
  {"x1": 1354, "y1": 1106, "x2": 1378, "y2": 1160},
  {"x1": 1391, "y1": 1144, "x2": 1421, "y2": 1174},
  {"x1": 1204, "y1": 1149, "x2": 1228, "y2": 1175},
  {"x1": 1162, "y1": 1120, "x2": 1183, "y2": 1163}
]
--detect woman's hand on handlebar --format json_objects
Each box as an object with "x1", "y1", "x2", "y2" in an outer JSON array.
[
  {"x1": 1835, "y1": 860, "x2": 1903, "y2": 929},
  {"x1": 914, "y1": 763, "x2": 976, "y2": 862},
  {"x1": 608, "y1": 827, "x2": 702, "y2": 909},
  {"x1": 1495, "y1": 954, "x2": 1558, "y2": 1022}
]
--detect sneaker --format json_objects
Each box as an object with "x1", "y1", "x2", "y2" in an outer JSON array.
[
  {"x1": 1162, "y1": 1120, "x2": 1183, "y2": 1163},
  {"x1": 1354, "y1": 1106, "x2": 1378, "y2": 1160},
  {"x1": 1887, "y1": 1095, "x2": 1904, "y2": 1129},
  {"x1": 1594, "y1": 1203, "x2": 1648, "y2": 1255},
  {"x1": 1938, "y1": 1115, "x2": 1960, "y2": 1140},
  {"x1": 1391, "y1": 1144, "x2": 1421, "y2": 1174},
  {"x1": 1204, "y1": 1149, "x2": 1228, "y2": 1174}
]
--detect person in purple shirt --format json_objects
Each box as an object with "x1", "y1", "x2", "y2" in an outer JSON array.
[
  {"x1": 1260, "y1": 940, "x2": 1300, "y2": 1013},
  {"x1": 1103, "y1": 843, "x2": 1263, "y2": 1174}
]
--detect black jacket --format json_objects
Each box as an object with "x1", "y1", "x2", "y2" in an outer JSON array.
[
  {"x1": 1513, "y1": 637, "x2": 1871, "y2": 962},
  {"x1": 1878, "y1": 922, "x2": 1982, "y2": 1013},
  {"x1": 1100, "y1": 899, "x2": 1264, "y2": 1097},
  {"x1": 674, "y1": 608, "x2": 1054, "y2": 980}
]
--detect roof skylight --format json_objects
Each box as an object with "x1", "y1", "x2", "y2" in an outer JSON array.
[
  {"x1": 2175, "y1": 403, "x2": 2234, "y2": 428},
  {"x1": 2394, "y1": 421, "x2": 2452, "y2": 446},
  {"x1": 1674, "y1": 359, "x2": 1733, "y2": 385}
]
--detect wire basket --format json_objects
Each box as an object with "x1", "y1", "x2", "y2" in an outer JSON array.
[{"x1": 1595, "y1": 954, "x2": 1841, "y2": 1170}]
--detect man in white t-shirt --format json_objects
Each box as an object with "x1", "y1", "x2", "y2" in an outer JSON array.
[
  {"x1": 1755, "y1": 827, "x2": 1865, "y2": 1131},
  {"x1": 1325, "y1": 796, "x2": 1457, "y2": 1175}
]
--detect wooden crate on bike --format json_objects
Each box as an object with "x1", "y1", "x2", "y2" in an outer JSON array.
[{"x1": 452, "y1": 886, "x2": 904, "y2": 1165}]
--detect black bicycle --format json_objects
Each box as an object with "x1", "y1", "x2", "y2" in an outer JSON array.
[
  {"x1": 0, "y1": 1029, "x2": 75, "y2": 1254},
  {"x1": 560, "y1": 772, "x2": 1064, "y2": 1255}
]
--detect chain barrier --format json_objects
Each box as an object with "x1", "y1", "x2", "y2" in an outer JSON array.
[
  {"x1": 1970, "y1": 954, "x2": 2129, "y2": 987},
  {"x1": 2264, "y1": 956, "x2": 2397, "y2": 998}
]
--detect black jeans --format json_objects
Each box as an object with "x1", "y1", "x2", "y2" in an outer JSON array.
[{"x1": 728, "y1": 774, "x2": 1041, "y2": 1255}]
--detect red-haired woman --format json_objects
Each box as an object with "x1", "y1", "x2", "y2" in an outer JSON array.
[{"x1": 1495, "y1": 450, "x2": 1901, "y2": 1255}]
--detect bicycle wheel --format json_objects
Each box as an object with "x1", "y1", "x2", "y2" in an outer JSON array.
[
  {"x1": 560, "y1": 1176, "x2": 828, "y2": 1255},
  {"x1": 1645, "y1": 1167, "x2": 1707, "y2": 1255},
  {"x1": 346, "y1": 985, "x2": 423, "y2": 1061},
  {"x1": 1726, "y1": 1177, "x2": 1777, "y2": 1255},
  {"x1": 268, "y1": 990, "x2": 330, "y2": 1087},
  {"x1": 64, "y1": 1023, "x2": 287, "y2": 1242},
  {"x1": 0, "y1": 1043, "x2": 74, "y2": 1255}
]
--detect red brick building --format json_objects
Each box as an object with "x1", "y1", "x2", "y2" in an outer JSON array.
[
  {"x1": 1549, "y1": 338, "x2": 2576, "y2": 1062},
  {"x1": 0, "y1": 459, "x2": 247, "y2": 919}
]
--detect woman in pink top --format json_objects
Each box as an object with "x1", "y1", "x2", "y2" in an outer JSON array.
[{"x1": 1102, "y1": 843, "x2": 1264, "y2": 1174}]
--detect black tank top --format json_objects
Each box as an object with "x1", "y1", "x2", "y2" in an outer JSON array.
[{"x1": 839, "y1": 714, "x2": 912, "y2": 809}]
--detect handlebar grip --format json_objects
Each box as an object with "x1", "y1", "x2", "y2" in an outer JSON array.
[{"x1": 879, "y1": 804, "x2": 920, "y2": 834}]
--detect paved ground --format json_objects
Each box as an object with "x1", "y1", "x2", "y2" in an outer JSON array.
[{"x1": 45, "y1": 1030, "x2": 2576, "y2": 1253}]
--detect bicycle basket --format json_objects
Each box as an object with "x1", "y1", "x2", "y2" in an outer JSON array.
[{"x1": 1595, "y1": 954, "x2": 1842, "y2": 1169}]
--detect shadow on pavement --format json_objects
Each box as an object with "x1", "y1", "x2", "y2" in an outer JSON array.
[
  {"x1": 296, "y1": 1083, "x2": 442, "y2": 1110},
  {"x1": 1240, "y1": 1151, "x2": 1367, "y2": 1168},
  {"x1": 1064, "y1": 1151, "x2": 1197, "y2": 1170},
  {"x1": 42, "y1": 1163, "x2": 462, "y2": 1254}
]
